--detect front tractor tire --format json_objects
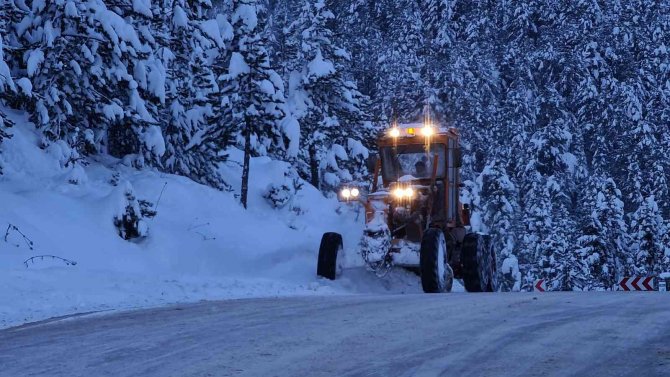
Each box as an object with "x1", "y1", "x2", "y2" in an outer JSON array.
[
  {"x1": 462, "y1": 233, "x2": 497, "y2": 292},
  {"x1": 317, "y1": 232, "x2": 343, "y2": 280},
  {"x1": 420, "y1": 228, "x2": 454, "y2": 293}
]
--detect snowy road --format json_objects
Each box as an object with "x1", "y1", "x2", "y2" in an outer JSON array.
[{"x1": 1, "y1": 293, "x2": 668, "y2": 377}]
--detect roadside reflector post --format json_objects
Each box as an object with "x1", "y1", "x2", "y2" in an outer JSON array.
[{"x1": 660, "y1": 280, "x2": 667, "y2": 292}]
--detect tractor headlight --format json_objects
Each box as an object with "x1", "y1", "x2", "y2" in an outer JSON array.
[
  {"x1": 389, "y1": 128, "x2": 401, "y2": 138},
  {"x1": 393, "y1": 188, "x2": 405, "y2": 199},
  {"x1": 351, "y1": 188, "x2": 360, "y2": 197},
  {"x1": 404, "y1": 187, "x2": 414, "y2": 198},
  {"x1": 341, "y1": 188, "x2": 351, "y2": 199},
  {"x1": 421, "y1": 125, "x2": 434, "y2": 137}
]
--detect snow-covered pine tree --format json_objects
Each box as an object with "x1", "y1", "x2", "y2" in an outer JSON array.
[
  {"x1": 576, "y1": 177, "x2": 630, "y2": 290},
  {"x1": 0, "y1": 26, "x2": 15, "y2": 176},
  {"x1": 629, "y1": 1, "x2": 670, "y2": 219},
  {"x1": 496, "y1": 46, "x2": 537, "y2": 278},
  {"x1": 478, "y1": 160, "x2": 521, "y2": 291},
  {"x1": 266, "y1": 0, "x2": 301, "y2": 80},
  {"x1": 222, "y1": 0, "x2": 285, "y2": 208},
  {"x1": 372, "y1": 0, "x2": 426, "y2": 120},
  {"x1": 288, "y1": 0, "x2": 367, "y2": 191},
  {"x1": 420, "y1": 0, "x2": 455, "y2": 51},
  {"x1": 524, "y1": 181, "x2": 588, "y2": 291},
  {"x1": 521, "y1": 104, "x2": 589, "y2": 290},
  {"x1": 442, "y1": 1, "x2": 501, "y2": 176},
  {"x1": 125, "y1": 0, "x2": 169, "y2": 167},
  {"x1": 10, "y1": 0, "x2": 163, "y2": 167},
  {"x1": 575, "y1": 214, "x2": 610, "y2": 290},
  {"x1": 160, "y1": 0, "x2": 233, "y2": 190},
  {"x1": 330, "y1": 0, "x2": 382, "y2": 108},
  {"x1": 10, "y1": 0, "x2": 88, "y2": 149},
  {"x1": 569, "y1": 0, "x2": 623, "y2": 181},
  {"x1": 630, "y1": 195, "x2": 665, "y2": 276},
  {"x1": 662, "y1": 221, "x2": 670, "y2": 274},
  {"x1": 99, "y1": 1, "x2": 166, "y2": 167},
  {"x1": 625, "y1": 120, "x2": 669, "y2": 214},
  {"x1": 113, "y1": 181, "x2": 156, "y2": 240},
  {"x1": 602, "y1": 1, "x2": 670, "y2": 217},
  {"x1": 661, "y1": 130, "x2": 670, "y2": 218}
]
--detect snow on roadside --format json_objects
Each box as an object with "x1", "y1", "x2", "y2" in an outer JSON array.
[{"x1": 0, "y1": 111, "x2": 421, "y2": 329}]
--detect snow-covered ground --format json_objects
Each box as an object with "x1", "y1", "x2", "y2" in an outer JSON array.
[{"x1": 0, "y1": 111, "x2": 422, "y2": 329}]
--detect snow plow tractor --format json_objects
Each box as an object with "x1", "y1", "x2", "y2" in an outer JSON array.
[{"x1": 317, "y1": 121, "x2": 498, "y2": 293}]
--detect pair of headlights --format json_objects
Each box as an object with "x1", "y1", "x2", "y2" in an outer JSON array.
[
  {"x1": 389, "y1": 125, "x2": 435, "y2": 138},
  {"x1": 341, "y1": 187, "x2": 360, "y2": 199},
  {"x1": 393, "y1": 187, "x2": 414, "y2": 199},
  {"x1": 341, "y1": 187, "x2": 414, "y2": 200}
]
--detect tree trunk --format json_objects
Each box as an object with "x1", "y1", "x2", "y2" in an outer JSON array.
[
  {"x1": 241, "y1": 115, "x2": 251, "y2": 209},
  {"x1": 309, "y1": 145, "x2": 319, "y2": 189}
]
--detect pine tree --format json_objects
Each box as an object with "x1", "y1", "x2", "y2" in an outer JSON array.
[
  {"x1": 267, "y1": 0, "x2": 301, "y2": 80},
  {"x1": 576, "y1": 178, "x2": 630, "y2": 289},
  {"x1": 630, "y1": 1, "x2": 670, "y2": 218},
  {"x1": 569, "y1": 0, "x2": 624, "y2": 182},
  {"x1": 420, "y1": 0, "x2": 455, "y2": 50},
  {"x1": 373, "y1": 0, "x2": 426, "y2": 120},
  {"x1": 625, "y1": 121, "x2": 669, "y2": 212},
  {"x1": 10, "y1": 0, "x2": 163, "y2": 166},
  {"x1": 126, "y1": 0, "x2": 170, "y2": 167},
  {"x1": 0, "y1": 26, "x2": 15, "y2": 176},
  {"x1": 288, "y1": 0, "x2": 367, "y2": 191},
  {"x1": 521, "y1": 106, "x2": 588, "y2": 290},
  {"x1": 160, "y1": 0, "x2": 233, "y2": 190},
  {"x1": 478, "y1": 160, "x2": 521, "y2": 291},
  {"x1": 662, "y1": 221, "x2": 670, "y2": 274},
  {"x1": 439, "y1": 0, "x2": 501, "y2": 174},
  {"x1": 222, "y1": 0, "x2": 285, "y2": 208},
  {"x1": 630, "y1": 195, "x2": 665, "y2": 276},
  {"x1": 526, "y1": 184, "x2": 588, "y2": 291},
  {"x1": 332, "y1": 0, "x2": 383, "y2": 107}
]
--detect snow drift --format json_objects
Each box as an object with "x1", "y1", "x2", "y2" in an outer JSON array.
[{"x1": 0, "y1": 111, "x2": 420, "y2": 329}]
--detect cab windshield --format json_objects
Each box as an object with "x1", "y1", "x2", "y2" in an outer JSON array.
[{"x1": 380, "y1": 144, "x2": 446, "y2": 181}]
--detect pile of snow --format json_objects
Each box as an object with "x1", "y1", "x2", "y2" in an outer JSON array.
[{"x1": 0, "y1": 110, "x2": 421, "y2": 329}]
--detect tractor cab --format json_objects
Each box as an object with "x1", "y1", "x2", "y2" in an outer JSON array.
[{"x1": 374, "y1": 123, "x2": 466, "y2": 231}]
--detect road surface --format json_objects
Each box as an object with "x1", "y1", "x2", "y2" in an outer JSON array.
[{"x1": 1, "y1": 292, "x2": 668, "y2": 376}]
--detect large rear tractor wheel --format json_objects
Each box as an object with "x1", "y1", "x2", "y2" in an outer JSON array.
[
  {"x1": 317, "y1": 232, "x2": 343, "y2": 280},
  {"x1": 420, "y1": 228, "x2": 454, "y2": 293},
  {"x1": 462, "y1": 233, "x2": 497, "y2": 292}
]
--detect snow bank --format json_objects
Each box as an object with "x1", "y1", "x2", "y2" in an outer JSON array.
[{"x1": 0, "y1": 111, "x2": 420, "y2": 329}]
